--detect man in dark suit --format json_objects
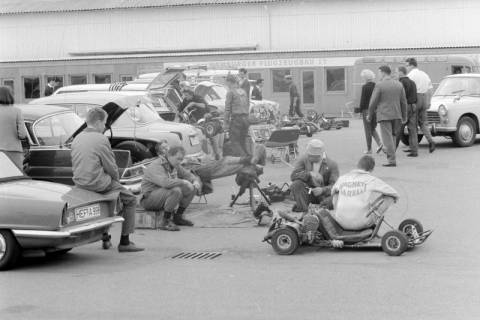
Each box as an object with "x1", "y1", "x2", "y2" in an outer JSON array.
[
  {"x1": 251, "y1": 79, "x2": 263, "y2": 101},
  {"x1": 44, "y1": 79, "x2": 57, "y2": 96},
  {"x1": 368, "y1": 65, "x2": 407, "y2": 167},
  {"x1": 395, "y1": 66, "x2": 418, "y2": 156}
]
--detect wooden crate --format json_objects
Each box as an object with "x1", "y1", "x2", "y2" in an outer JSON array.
[{"x1": 135, "y1": 208, "x2": 163, "y2": 229}]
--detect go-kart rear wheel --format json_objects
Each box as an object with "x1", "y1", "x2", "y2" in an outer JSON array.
[
  {"x1": 398, "y1": 219, "x2": 424, "y2": 240},
  {"x1": 271, "y1": 228, "x2": 299, "y2": 255},
  {"x1": 381, "y1": 230, "x2": 408, "y2": 256}
]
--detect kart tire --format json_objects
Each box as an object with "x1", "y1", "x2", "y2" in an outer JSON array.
[
  {"x1": 271, "y1": 227, "x2": 299, "y2": 255},
  {"x1": 400, "y1": 133, "x2": 424, "y2": 146},
  {"x1": 398, "y1": 219, "x2": 424, "y2": 239},
  {"x1": 114, "y1": 141, "x2": 153, "y2": 163},
  {"x1": 381, "y1": 230, "x2": 408, "y2": 256},
  {"x1": 0, "y1": 230, "x2": 21, "y2": 271}
]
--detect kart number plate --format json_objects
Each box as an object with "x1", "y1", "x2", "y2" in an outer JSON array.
[
  {"x1": 74, "y1": 204, "x2": 101, "y2": 222},
  {"x1": 189, "y1": 135, "x2": 200, "y2": 146}
]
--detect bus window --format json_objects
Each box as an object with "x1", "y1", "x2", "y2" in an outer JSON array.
[
  {"x1": 23, "y1": 76, "x2": 40, "y2": 99},
  {"x1": 326, "y1": 67, "x2": 346, "y2": 92},
  {"x1": 272, "y1": 69, "x2": 291, "y2": 92},
  {"x1": 452, "y1": 65, "x2": 472, "y2": 74},
  {"x1": 70, "y1": 75, "x2": 87, "y2": 85},
  {"x1": 46, "y1": 75, "x2": 64, "y2": 91},
  {"x1": 94, "y1": 74, "x2": 112, "y2": 84}
]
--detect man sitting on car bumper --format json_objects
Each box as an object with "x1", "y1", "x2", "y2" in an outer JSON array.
[
  {"x1": 140, "y1": 146, "x2": 202, "y2": 231},
  {"x1": 71, "y1": 107, "x2": 144, "y2": 253}
]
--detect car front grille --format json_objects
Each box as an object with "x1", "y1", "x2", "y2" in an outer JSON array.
[{"x1": 427, "y1": 111, "x2": 440, "y2": 124}]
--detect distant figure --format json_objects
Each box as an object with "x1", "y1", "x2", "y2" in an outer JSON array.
[
  {"x1": 359, "y1": 69, "x2": 383, "y2": 154},
  {"x1": 405, "y1": 57, "x2": 436, "y2": 153},
  {"x1": 395, "y1": 66, "x2": 418, "y2": 157},
  {"x1": 367, "y1": 65, "x2": 407, "y2": 167},
  {"x1": 238, "y1": 68, "x2": 251, "y2": 101},
  {"x1": 285, "y1": 75, "x2": 303, "y2": 118},
  {"x1": 0, "y1": 86, "x2": 28, "y2": 170},
  {"x1": 251, "y1": 79, "x2": 263, "y2": 101},
  {"x1": 44, "y1": 79, "x2": 57, "y2": 96}
]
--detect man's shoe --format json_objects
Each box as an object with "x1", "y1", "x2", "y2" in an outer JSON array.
[
  {"x1": 101, "y1": 234, "x2": 112, "y2": 250},
  {"x1": 407, "y1": 153, "x2": 418, "y2": 157},
  {"x1": 118, "y1": 242, "x2": 145, "y2": 253},
  {"x1": 382, "y1": 163, "x2": 397, "y2": 167},
  {"x1": 429, "y1": 142, "x2": 436, "y2": 153},
  {"x1": 173, "y1": 215, "x2": 194, "y2": 227},
  {"x1": 158, "y1": 219, "x2": 180, "y2": 231}
]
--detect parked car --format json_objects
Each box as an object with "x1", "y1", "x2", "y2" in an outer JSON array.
[
  {"x1": 0, "y1": 152, "x2": 124, "y2": 270},
  {"x1": 30, "y1": 92, "x2": 206, "y2": 162},
  {"x1": 427, "y1": 74, "x2": 480, "y2": 147},
  {"x1": 20, "y1": 103, "x2": 167, "y2": 193}
]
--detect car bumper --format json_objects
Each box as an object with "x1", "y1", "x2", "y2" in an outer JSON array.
[
  {"x1": 429, "y1": 123, "x2": 457, "y2": 134},
  {"x1": 12, "y1": 217, "x2": 124, "y2": 249}
]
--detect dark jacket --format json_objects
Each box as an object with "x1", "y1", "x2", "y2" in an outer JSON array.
[
  {"x1": 368, "y1": 77, "x2": 407, "y2": 122},
  {"x1": 290, "y1": 155, "x2": 340, "y2": 195},
  {"x1": 359, "y1": 81, "x2": 375, "y2": 111},
  {"x1": 398, "y1": 76, "x2": 417, "y2": 105},
  {"x1": 251, "y1": 85, "x2": 262, "y2": 101},
  {"x1": 289, "y1": 83, "x2": 300, "y2": 107},
  {"x1": 44, "y1": 85, "x2": 55, "y2": 97}
]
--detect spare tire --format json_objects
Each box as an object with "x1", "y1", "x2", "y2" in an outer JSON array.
[{"x1": 114, "y1": 141, "x2": 152, "y2": 163}]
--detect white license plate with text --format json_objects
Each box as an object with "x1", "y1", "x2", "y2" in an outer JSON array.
[{"x1": 74, "y1": 204, "x2": 101, "y2": 222}]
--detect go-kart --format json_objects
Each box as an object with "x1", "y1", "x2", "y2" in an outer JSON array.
[{"x1": 262, "y1": 199, "x2": 432, "y2": 256}]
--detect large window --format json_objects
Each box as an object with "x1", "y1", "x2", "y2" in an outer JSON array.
[
  {"x1": 23, "y1": 76, "x2": 40, "y2": 99},
  {"x1": 94, "y1": 74, "x2": 112, "y2": 84},
  {"x1": 272, "y1": 69, "x2": 291, "y2": 92},
  {"x1": 70, "y1": 75, "x2": 87, "y2": 85},
  {"x1": 2, "y1": 79, "x2": 14, "y2": 95},
  {"x1": 326, "y1": 68, "x2": 346, "y2": 92},
  {"x1": 302, "y1": 71, "x2": 315, "y2": 104},
  {"x1": 45, "y1": 75, "x2": 64, "y2": 92}
]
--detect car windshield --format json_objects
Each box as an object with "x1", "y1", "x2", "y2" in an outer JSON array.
[
  {"x1": 112, "y1": 102, "x2": 162, "y2": 127},
  {"x1": 0, "y1": 152, "x2": 24, "y2": 179},
  {"x1": 148, "y1": 73, "x2": 180, "y2": 90},
  {"x1": 434, "y1": 77, "x2": 480, "y2": 96},
  {"x1": 33, "y1": 112, "x2": 84, "y2": 146}
]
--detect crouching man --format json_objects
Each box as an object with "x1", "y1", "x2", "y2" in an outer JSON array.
[
  {"x1": 290, "y1": 139, "x2": 339, "y2": 212},
  {"x1": 331, "y1": 155, "x2": 399, "y2": 231},
  {"x1": 140, "y1": 146, "x2": 201, "y2": 231},
  {"x1": 71, "y1": 107, "x2": 143, "y2": 252}
]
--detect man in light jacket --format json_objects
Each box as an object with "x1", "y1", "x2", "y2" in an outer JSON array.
[
  {"x1": 368, "y1": 65, "x2": 407, "y2": 167},
  {"x1": 331, "y1": 155, "x2": 399, "y2": 231},
  {"x1": 140, "y1": 146, "x2": 202, "y2": 231}
]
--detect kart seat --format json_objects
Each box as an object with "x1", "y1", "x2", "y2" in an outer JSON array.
[{"x1": 316, "y1": 209, "x2": 373, "y2": 243}]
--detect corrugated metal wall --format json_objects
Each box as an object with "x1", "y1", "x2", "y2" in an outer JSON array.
[{"x1": 1, "y1": 0, "x2": 480, "y2": 62}]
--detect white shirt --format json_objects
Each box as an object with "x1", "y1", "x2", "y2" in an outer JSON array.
[{"x1": 407, "y1": 68, "x2": 433, "y2": 94}]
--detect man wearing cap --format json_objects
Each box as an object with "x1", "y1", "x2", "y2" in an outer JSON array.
[
  {"x1": 224, "y1": 74, "x2": 251, "y2": 157},
  {"x1": 290, "y1": 139, "x2": 339, "y2": 212},
  {"x1": 285, "y1": 75, "x2": 303, "y2": 118}
]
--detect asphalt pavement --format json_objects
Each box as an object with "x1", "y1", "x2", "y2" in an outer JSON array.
[{"x1": 1, "y1": 119, "x2": 479, "y2": 320}]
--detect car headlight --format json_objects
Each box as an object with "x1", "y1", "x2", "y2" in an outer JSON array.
[{"x1": 438, "y1": 105, "x2": 448, "y2": 116}]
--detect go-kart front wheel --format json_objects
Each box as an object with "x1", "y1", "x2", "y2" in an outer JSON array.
[
  {"x1": 381, "y1": 230, "x2": 408, "y2": 256},
  {"x1": 271, "y1": 228, "x2": 299, "y2": 255},
  {"x1": 398, "y1": 219, "x2": 424, "y2": 239}
]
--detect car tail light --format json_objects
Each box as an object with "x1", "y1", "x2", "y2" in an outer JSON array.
[{"x1": 61, "y1": 204, "x2": 75, "y2": 225}]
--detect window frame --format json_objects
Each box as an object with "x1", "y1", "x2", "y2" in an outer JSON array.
[
  {"x1": 271, "y1": 69, "x2": 291, "y2": 93},
  {"x1": 325, "y1": 67, "x2": 346, "y2": 95},
  {"x1": 69, "y1": 74, "x2": 88, "y2": 85},
  {"x1": 22, "y1": 75, "x2": 41, "y2": 100},
  {"x1": 93, "y1": 73, "x2": 113, "y2": 84}
]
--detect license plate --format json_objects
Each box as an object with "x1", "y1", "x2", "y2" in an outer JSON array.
[
  {"x1": 74, "y1": 204, "x2": 101, "y2": 222},
  {"x1": 189, "y1": 135, "x2": 200, "y2": 146}
]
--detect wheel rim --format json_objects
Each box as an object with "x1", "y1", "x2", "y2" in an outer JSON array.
[
  {"x1": 402, "y1": 225, "x2": 414, "y2": 237},
  {"x1": 276, "y1": 234, "x2": 292, "y2": 250},
  {"x1": 459, "y1": 123, "x2": 474, "y2": 142},
  {"x1": 0, "y1": 233, "x2": 6, "y2": 260},
  {"x1": 385, "y1": 235, "x2": 400, "y2": 251}
]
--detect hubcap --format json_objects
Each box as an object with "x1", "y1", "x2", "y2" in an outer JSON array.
[
  {"x1": 277, "y1": 234, "x2": 292, "y2": 250},
  {"x1": 386, "y1": 236, "x2": 400, "y2": 251},
  {"x1": 459, "y1": 123, "x2": 473, "y2": 142},
  {"x1": 0, "y1": 234, "x2": 6, "y2": 260}
]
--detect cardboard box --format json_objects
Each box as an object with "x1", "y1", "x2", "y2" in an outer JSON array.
[{"x1": 135, "y1": 209, "x2": 163, "y2": 229}]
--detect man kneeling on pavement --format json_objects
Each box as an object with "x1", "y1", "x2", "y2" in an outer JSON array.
[
  {"x1": 290, "y1": 139, "x2": 339, "y2": 212},
  {"x1": 141, "y1": 145, "x2": 202, "y2": 231}
]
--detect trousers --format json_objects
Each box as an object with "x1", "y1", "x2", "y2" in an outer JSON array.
[
  {"x1": 416, "y1": 93, "x2": 434, "y2": 144},
  {"x1": 361, "y1": 110, "x2": 382, "y2": 151},
  {"x1": 289, "y1": 101, "x2": 304, "y2": 118},
  {"x1": 141, "y1": 184, "x2": 195, "y2": 213},
  {"x1": 100, "y1": 181, "x2": 137, "y2": 235},
  {"x1": 379, "y1": 119, "x2": 402, "y2": 165},
  {"x1": 229, "y1": 114, "x2": 251, "y2": 157},
  {"x1": 290, "y1": 179, "x2": 333, "y2": 212}
]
